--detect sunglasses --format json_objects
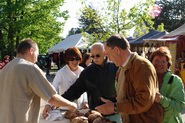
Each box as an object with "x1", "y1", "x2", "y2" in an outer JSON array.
[
  {"x1": 68, "y1": 57, "x2": 81, "y2": 61},
  {"x1": 91, "y1": 54, "x2": 100, "y2": 59}
]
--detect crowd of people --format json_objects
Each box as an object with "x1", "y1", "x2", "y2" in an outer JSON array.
[{"x1": 0, "y1": 34, "x2": 185, "y2": 123}]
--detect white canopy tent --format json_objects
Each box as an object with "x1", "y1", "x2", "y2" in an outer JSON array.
[
  {"x1": 48, "y1": 33, "x2": 91, "y2": 54},
  {"x1": 164, "y1": 23, "x2": 185, "y2": 37}
]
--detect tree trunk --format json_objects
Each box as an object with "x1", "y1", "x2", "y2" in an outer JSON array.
[
  {"x1": 8, "y1": 27, "x2": 15, "y2": 59},
  {"x1": 0, "y1": 30, "x2": 5, "y2": 60}
]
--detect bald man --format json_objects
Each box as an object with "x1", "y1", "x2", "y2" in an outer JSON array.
[{"x1": 43, "y1": 42, "x2": 122, "y2": 122}]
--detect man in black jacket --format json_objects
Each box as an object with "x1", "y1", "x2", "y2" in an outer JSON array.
[
  {"x1": 62, "y1": 42, "x2": 117, "y2": 109},
  {"x1": 43, "y1": 42, "x2": 121, "y2": 122}
]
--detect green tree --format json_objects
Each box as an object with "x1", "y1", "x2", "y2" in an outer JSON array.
[
  {"x1": 105, "y1": 0, "x2": 133, "y2": 35},
  {"x1": 77, "y1": 5, "x2": 107, "y2": 42},
  {"x1": 67, "y1": 27, "x2": 82, "y2": 36},
  {"x1": 153, "y1": 0, "x2": 185, "y2": 32},
  {"x1": 79, "y1": 5, "x2": 104, "y2": 34},
  {"x1": 78, "y1": 0, "x2": 163, "y2": 42},
  {"x1": 0, "y1": 0, "x2": 68, "y2": 58},
  {"x1": 128, "y1": 0, "x2": 155, "y2": 37}
]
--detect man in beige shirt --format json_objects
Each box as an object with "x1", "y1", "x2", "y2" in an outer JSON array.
[{"x1": 0, "y1": 39, "x2": 77, "y2": 123}]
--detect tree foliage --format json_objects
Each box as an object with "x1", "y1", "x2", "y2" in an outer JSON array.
[
  {"x1": 77, "y1": 0, "x2": 163, "y2": 42},
  {"x1": 153, "y1": 0, "x2": 185, "y2": 32},
  {"x1": 67, "y1": 27, "x2": 82, "y2": 36},
  {"x1": 0, "y1": 0, "x2": 68, "y2": 59},
  {"x1": 79, "y1": 5, "x2": 103, "y2": 34},
  {"x1": 129, "y1": 0, "x2": 156, "y2": 37},
  {"x1": 77, "y1": 5, "x2": 107, "y2": 42}
]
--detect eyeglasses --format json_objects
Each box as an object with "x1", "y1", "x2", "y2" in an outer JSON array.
[
  {"x1": 91, "y1": 54, "x2": 100, "y2": 59},
  {"x1": 153, "y1": 60, "x2": 168, "y2": 65},
  {"x1": 68, "y1": 57, "x2": 81, "y2": 61},
  {"x1": 106, "y1": 48, "x2": 114, "y2": 57}
]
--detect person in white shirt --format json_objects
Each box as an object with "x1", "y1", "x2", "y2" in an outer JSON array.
[{"x1": 43, "y1": 47, "x2": 88, "y2": 119}]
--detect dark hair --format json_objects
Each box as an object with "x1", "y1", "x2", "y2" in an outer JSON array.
[
  {"x1": 17, "y1": 39, "x2": 37, "y2": 54},
  {"x1": 80, "y1": 53, "x2": 91, "y2": 68},
  {"x1": 82, "y1": 53, "x2": 91, "y2": 63},
  {"x1": 150, "y1": 46, "x2": 172, "y2": 68},
  {"x1": 64, "y1": 47, "x2": 82, "y2": 64},
  {"x1": 105, "y1": 34, "x2": 130, "y2": 50}
]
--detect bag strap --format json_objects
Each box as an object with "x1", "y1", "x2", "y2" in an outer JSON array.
[{"x1": 168, "y1": 75, "x2": 174, "y2": 84}]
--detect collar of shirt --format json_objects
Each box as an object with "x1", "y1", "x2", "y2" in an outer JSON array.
[{"x1": 121, "y1": 53, "x2": 132, "y2": 67}]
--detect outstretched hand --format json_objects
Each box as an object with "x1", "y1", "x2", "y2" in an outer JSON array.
[
  {"x1": 42, "y1": 105, "x2": 52, "y2": 119},
  {"x1": 95, "y1": 97, "x2": 115, "y2": 115}
]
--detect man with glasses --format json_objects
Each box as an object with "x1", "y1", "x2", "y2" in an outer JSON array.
[
  {"x1": 95, "y1": 34, "x2": 163, "y2": 123},
  {"x1": 43, "y1": 42, "x2": 122, "y2": 122},
  {"x1": 61, "y1": 42, "x2": 118, "y2": 109}
]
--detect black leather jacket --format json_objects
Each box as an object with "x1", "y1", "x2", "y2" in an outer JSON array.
[{"x1": 62, "y1": 58, "x2": 118, "y2": 109}]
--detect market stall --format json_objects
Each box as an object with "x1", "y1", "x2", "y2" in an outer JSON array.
[
  {"x1": 129, "y1": 30, "x2": 167, "y2": 56},
  {"x1": 143, "y1": 35, "x2": 185, "y2": 82},
  {"x1": 48, "y1": 33, "x2": 92, "y2": 54}
]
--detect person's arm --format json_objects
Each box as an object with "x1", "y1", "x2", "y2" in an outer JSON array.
[
  {"x1": 160, "y1": 76, "x2": 185, "y2": 116},
  {"x1": 42, "y1": 71, "x2": 62, "y2": 118},
  {"x1": 26, "y1": 65, "x2": 77, "y2": 119},
  {"x1": 42, "y1": 94, "x2": 77, "y2": 119},
  {"x1": 48, "y1": 94, "x2": 77, "y2": 111},
  {"x1": 62, "y1": 72, "x2": 86, "y2": 101}
]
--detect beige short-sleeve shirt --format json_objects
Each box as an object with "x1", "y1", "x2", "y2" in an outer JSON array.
[{"x1": 0, "y1": 58, "x2": 57, "y2": 123}]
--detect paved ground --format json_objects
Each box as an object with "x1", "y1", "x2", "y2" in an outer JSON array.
[
  {"x1": 46, "y1": 73, "x2": 56, "y2": 83},
  {"x1": 41, "y1": 69, "x2": 185, "y2": 123}
]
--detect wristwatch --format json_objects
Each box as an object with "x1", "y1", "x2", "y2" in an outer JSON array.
[{"x1": 114, "y1": 103, "x2": 117, "y2": 113}]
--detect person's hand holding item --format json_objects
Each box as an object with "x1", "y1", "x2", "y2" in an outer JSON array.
[
  {"x1": 42, "y1": 104, "x2": 54, "y2": 119},
  {"x1": 42, "y1": 102, "x2": 77, "y2": 119},
  {"x1": 81, "y1": 102, "x2": 89, "y2": 109}
]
